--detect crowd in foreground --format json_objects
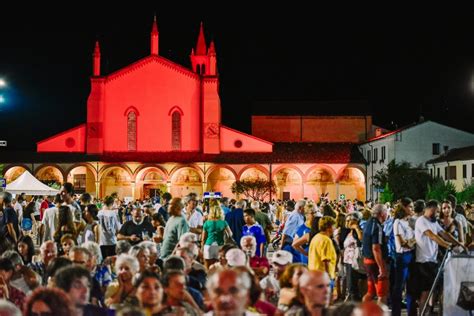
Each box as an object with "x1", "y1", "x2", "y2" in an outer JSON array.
[{"x1": 0, "y1": 183, "x2": 473, "y2": 315}]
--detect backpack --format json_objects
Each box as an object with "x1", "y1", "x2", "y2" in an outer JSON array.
[{"x1": 21, "y1": 218, "x2": 33, "y2": 231}]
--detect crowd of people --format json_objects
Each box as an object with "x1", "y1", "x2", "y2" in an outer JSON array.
[{"x1": 0, "y1": 182, "x2": 473, "y2": 315}]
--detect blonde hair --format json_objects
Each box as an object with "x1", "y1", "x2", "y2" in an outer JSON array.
[{"x1": 208, "y1": 199, "x2": 223, "y2": 220}]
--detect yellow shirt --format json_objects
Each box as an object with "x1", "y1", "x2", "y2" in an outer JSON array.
[{"x1": 308, "y1": 232, "x2": 337, "y2": 279}]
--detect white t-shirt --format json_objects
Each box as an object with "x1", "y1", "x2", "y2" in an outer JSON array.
[
  {"x1": 187, "y1": 209, "x2": 203, "y2": 240},
  {"x1": 415, "y1": 216, "x2": 444, "y2": 263},
  {"x1": 42, "y1": 206, "x2": 59, "y2": 241},
  {"x1": 393, "y1": 218, "x2": 414, "y2": 253}
]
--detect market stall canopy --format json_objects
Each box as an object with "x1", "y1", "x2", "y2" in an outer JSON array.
[{"x1": 5, "y1": 170, "x2": 60, "y2": 195}]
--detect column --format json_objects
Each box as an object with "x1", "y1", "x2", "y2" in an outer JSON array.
[
  {"x1": 131, "y1": 181, "x2": 136, "y2": 200},
  {"x1": 95, "y1": 181, "x2": 100, "y2": 199}
]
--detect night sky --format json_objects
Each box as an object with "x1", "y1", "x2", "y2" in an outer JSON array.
[{"x1": 2, "y1": 7, "x2": 474, "y2": 151}]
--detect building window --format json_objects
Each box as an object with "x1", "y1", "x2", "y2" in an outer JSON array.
[
  {"x1": 437, "y1": 168, "x2": 440, "y2": 178},
  {"x1": 367, "y1": 150, "x2": 371, "y2": 164},
  {"x1": 127, "y1": 111, "x2": 137, "y2": 151},
  {"x1": 381, "y1": 146, "x2": 386, "y2": 161},
  {"x1": 430, "y1": 168, "x2": 433, "y2": 177},
  {"x1": 433, "y1": 143, "x2": 440, "y2": 155},
  {"x1": 472, "y1": 164, "x2": 474, "y2": 178},
  {"x1": 463, "y1": 164, "x2": 467, "y2": 179},
  {"x1": 172, "y1": 111, "x2": 181, "y2": 150},
  {"x1": 373, "y1": 148, "x2": 378, "y2": 163},
  {"x1": 449, "y1": 166, "x2": 457, "y2": 180},
  {"x1": 444, "y1": 166, "x2": 448, "y2": 180}
]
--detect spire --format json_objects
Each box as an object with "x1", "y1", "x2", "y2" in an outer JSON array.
[
  {"x1": 208, "y1": 40, "x2": 216, "y2": 56},
  {"x1": 151, "y1": 14, "x2": 159, "y2": 55},
  {"x1": 93, "y1": 41, "x2": 101, "y2": 77},
  {"x1": 196, "y1": 22, "x2": 207, "y2": 55}
]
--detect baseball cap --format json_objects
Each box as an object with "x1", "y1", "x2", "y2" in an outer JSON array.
[
  {"x1": 225, "y1": 249, "x2": 247, "y2": 267},
  {"x1": 271, "y1": 250, "x2": 293, "y2": 265}
]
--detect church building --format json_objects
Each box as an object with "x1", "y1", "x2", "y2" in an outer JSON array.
[{"x1": 2, "y1": 17, "x2": 367, "y2": 201}]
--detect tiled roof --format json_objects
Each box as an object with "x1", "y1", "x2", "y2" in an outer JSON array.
[
  {"x1": 426, "y1": 146, "x2": 474, "y2": 164},
  {"x1": 1, "y1": 143, "x2": 365, "y2": 164}
]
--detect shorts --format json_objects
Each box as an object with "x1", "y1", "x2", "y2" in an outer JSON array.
[
  {"x1": 203, "y1": 243, "x2": 220, "y2": 260},
  {"x1": 416, "y1": 262, "x2": 438, "y2": 292},
  {"x1": 364, "y1": 258, "x2": 389, "y2": 298}
]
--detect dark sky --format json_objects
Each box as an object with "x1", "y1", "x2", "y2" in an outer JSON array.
[{"x1": 2, "y1": 7, "x2": 474, "y2": 151}]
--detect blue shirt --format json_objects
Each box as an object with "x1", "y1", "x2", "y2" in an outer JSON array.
[
  {"x1": 295, "y1": 223, "x2": 311, "y2": 264},
  {"x1": 225, "y1": 208, "x2": 245, "y2": 244},
  {"x1": 282, "y1": 210, "x2": 305, "y2": 239},
  {"x1": 243, "y1": 224, "x2": 266, "y2": 257},
  {"x1": 362, "y1": 217, "x2": 387, "y2": 260}
]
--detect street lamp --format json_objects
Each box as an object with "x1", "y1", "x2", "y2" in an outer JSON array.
[{"x1": 0, "y1": 78, "x2": 5, "y2": 104}]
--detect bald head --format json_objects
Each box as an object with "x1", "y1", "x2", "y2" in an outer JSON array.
[
  {"x1": 353, "y1": 301, "x2": 390, "y2": 316},
  {"x1": 299, "y1": 271, "x2": 331, "y2": 311}
]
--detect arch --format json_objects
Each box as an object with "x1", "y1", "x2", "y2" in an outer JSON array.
[
  {"x1": 167, "y1": 106, "x2": 184, "y2": 116},
  {"x1": 304, "y1": 165, "x2": 336, "y2": 183},
  {"x1": 196, "y1": 64, "x2": 201, "y2": 75},
  {"x1": 238, "y1": 165, "x2": 269, "y2": 181},
  {"x1": 123, "y1": 106, "x2": 140, "y2": 117},
  {"x1": 304, "y1": 165, "x2": 336, "y2": 201},
  {"x1": 99, "y1": 166, "x2": 133, "y2": 199},
  {"x1": 272, "y1": 166, "x2": 304, "y2": 200},
  {"x1": 272, "y1": 165, "x2": 304, "y2": 183},
  {"x1": 170, "y1": 166, "x2": 203, "y2": 198},
  {"x1": 35, "y1": 164, "x2": 65, "y2": 186},
  {"x1": 336, "y1": 166, "x2": 366, "y2": 201},
  {"x1": 133, "y1": 164, "x2": 168, "y2": 180},
  {"x1": 134, "y1": 166, "x2": 168, "y2": 199},
  {"x1": 171, "y1": 111, "x2": 182, "y2": 151},
  {"x1": 201, "y1": 64, "x2": 206, "y2": 75},
  {"x1": 3, "y1": 165, "x2": 31, "y2": 184},
  {"x1": 127, "y1": 110, "x2": 137, "y2": 151},
  {"x1": 206, "y1": 166, "x2": 237, "y2": 198},
  {"x1": 99, "y1": 164, "x2": 133, "y2": 181},
  {"x1": 66, "y1": 164, "x2": 97, "y2": 195}
]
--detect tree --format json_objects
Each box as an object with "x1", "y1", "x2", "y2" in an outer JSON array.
[
  {"x1": 374, "y1": 160, "x2": 432, "y2": 201},
  {"x1": 426, "y1": 177, "x2": 456, "y2": 201},
  {"x1": 456, "y1": 181, "x2": 474, "y2": 203},
  {"x1": 379, "y1": 183, "x2": 394, "y2": 204},
  {"x1": 231, "y1": 179, "x2": 276, "y2": 201}
]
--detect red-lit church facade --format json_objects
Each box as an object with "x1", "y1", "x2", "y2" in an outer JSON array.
[{"x1": 3, "y1": 19, "x2": 367, "y2": 201}]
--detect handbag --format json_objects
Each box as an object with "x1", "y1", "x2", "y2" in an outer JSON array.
[{"x1": 457, "y1": 281, "x2": 474, "y2": 311}]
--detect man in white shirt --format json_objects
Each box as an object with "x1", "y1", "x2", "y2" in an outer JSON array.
[
  {"x1": 183, "y1": 195, "x2": 203, "y2": 241},
  {"x1": 415, "y1": 199, "x2": 466, "y2": 313},
  {"x1": 41, "y1": 194, "x2": 62, "y2": 242}
]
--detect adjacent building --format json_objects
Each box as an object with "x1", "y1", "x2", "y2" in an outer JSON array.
[
  {"x1": 427, "y1": 145, "x2": 474, "y2": 192},
  {"x1": 359, "y1": 120, "x2": 474, "y2": 200}
]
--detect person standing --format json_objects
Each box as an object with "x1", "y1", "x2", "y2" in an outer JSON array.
[
  {"x1": 414, "y1": 200, "x2": 465, "y2": 314},
  {"x1": 0, "y1": 192, "x2": 20, "y2": 246},
  {"x1": 160, "y1": 198, "x2": 189, "y2": 259},
  {"x1": 362, "y1": 204, "x2": 389, "y2": 304}
]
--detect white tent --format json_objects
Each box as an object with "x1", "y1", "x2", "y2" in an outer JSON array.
[{"x1": 5, "y1": 170, "x2": 60, "y2": 195}]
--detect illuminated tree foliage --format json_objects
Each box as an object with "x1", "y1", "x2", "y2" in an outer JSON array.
[{"x1": 231, "y1": 179, "x2": 276, "y2": 201}]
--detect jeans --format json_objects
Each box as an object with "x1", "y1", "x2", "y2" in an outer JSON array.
[{"x1": 391, "y1": 251, "x2": 414, "y2": 316}]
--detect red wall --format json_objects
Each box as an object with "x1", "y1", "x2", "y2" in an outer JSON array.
[
  {"x1": 37, "y1": 124, "x2": 86, "y2": 152},
  {"x1": 220, "y1": 126, "x2": 273, "y2": 152},
  {"x1": 252, "y1": 116, "x2": 372, "y2": 143},
  {"x1": 101, "y1": 58, "x2": 202, "y2": 152}
]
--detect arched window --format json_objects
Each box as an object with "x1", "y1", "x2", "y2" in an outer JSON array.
[
  {"x1": 127, "y1": 111, "x2": 137, "y2": 151},
  {"x1": 196, "y1": 64, "x2": 201, "y2": 75},
  {"x1": 172, "y1": 111, "x2": 181, "y2": 151},
  {"x1": 201, "y1": 64, "x2": 206, "y2": 75}
]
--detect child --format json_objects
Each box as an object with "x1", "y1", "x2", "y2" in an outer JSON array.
[{"x1": 242, "y1": 208, "x2": 266, "y2": 257}]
